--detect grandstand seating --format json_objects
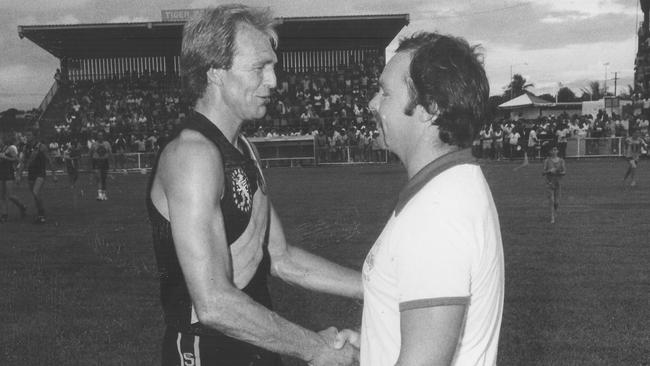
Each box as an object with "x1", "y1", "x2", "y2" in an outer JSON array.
[{"x1": 40, "y1": 57, "x2": 383, "y2": 155}]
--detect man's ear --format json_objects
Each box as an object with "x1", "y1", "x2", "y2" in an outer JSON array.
[
  {"x1": 207, "y1": 67, "x2": 224, "y2": 86},
  {"x1": 415, "y1": 102, "x2": 439, "y2": 124}
]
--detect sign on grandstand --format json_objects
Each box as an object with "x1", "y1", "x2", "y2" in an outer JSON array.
[{"x1": 161, "y1": 9, "x2": 206, "y2": 22}]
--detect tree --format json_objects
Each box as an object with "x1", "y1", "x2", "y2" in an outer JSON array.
[
  {"x1": 488, "y1": 95, "x2": 507, "y2": 120},
  {"x1": 617, "y1": 84, "x2": 635, "y2": 99},
  {"x1": 557, "y1": 87, "x2": 578, "y2": 102},
  {"x1": 538, "y1": 94, "x2": 555, "y2": 102},
  {"x1": 580, "y1": 81, "x2": 604, "y2": 101},
  {"x1": 503, "y1": 73, "x2": 534, "y2": 100}
]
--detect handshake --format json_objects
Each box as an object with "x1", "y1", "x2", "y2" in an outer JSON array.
[{"x1": 309, "y1": 326, "x2": 360, "y2": 366}]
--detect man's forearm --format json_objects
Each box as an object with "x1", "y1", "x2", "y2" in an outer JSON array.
[
  {"x1": 197, "y1": 287, "x2": 330, "y2": 362},
  {"x1": 273, "y1": 245, "x2": 363, "y2": 299}
]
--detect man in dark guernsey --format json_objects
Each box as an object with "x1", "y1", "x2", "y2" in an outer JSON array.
[{"x1": 147, "y1": 5, "x2": 361, "y2": 366}]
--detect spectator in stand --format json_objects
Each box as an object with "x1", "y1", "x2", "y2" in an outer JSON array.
[
  {"x1": 568, "y1": 118, "x2": 579, "y2": 136},
  {"x1": 502, "y1": 122, "x2": 512, "y2": 158},
  {"x1": 347, "y1": 126, "x2": 360, "y2": 162},
  {"x1": 492, "y1": 123, "x2": 504, "y2": 160},
  {"x1": 134, "y1": 134, "x2": 146, "y2": 153},
  {"x1": 479, "y1": 124, "x2": 491, "y2": 159},
  {"x1": 315, "y1": 129, "x2": 329, "y2": 163},
  {"x1": 146, "y1": 131, "x2": 159, "y2": 152},
  {"x1": 340, "y1": 128, "x2": 349, "y2": 162},
  {"x1": 113, "y1": 133, "x2": 128, "y2": 171},
  {"x1": 329, "y1": 128, "x2": 342, "y2": 162},
  {"x1": 371, "y1": 130, "x2": 383, "y2": 162},
  {"x1": 555, "y1": 121, "x2": 570, "y2": 158},
  {"x1": 508, "y1": 123, "x2": 521, "y2": 160},
  {"x1": 48, "y1": 139, "x2": 61, "y2": 182},
  {"x1": 639, "y1": 118, "x2": 650, "y2": 136},
  {"x1": 576, "y1": 120, "x2": 588, "y2": 138}
]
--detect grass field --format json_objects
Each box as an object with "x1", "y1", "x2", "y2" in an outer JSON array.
[{"x1": 1, "y1": 158, "x2": 649, "y2": 365}]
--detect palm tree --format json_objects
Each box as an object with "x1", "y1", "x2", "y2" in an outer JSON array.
[
  {"x1": 557, "y1": 87, "x2": 577, "y2": 102},
  {"x1": 504, "y1": 74, "x2": 534, "y2": 100},
  {"x1": 580, "y1": 81, "x2": 604, "y2": 101}
]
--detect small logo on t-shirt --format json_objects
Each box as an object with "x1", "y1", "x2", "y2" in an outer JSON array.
[{"x1": 231, "y1": 167, "x2": 252, "y2": 213}]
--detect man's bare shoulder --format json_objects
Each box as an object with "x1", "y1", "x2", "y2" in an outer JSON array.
[
  {"x1": 152, "y1": 129, "x2": 225, "y2": 216},
  {"x1": 159, "y1": 129, "x2": 222, "y2": 170}
]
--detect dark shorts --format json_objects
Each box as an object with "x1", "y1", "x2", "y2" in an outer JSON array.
[
  {"x1": 66, "y1": 159, "x2": 79, "y2": 174},
  {"x1": 162, "y1": 328, "x2": 282, "y2": 366},
  {"x1": 92, "y1": 159, "x2": 109, "y2": 171},
  {"x1": 0, "y1": 169, "x2": 14, "y2": 181},
  {"x1": 28, "y1": 170, "x2": 45, "y2": 182},
  {"x1": 527, "y1": 145, "x2": 536, "y2": 157}
]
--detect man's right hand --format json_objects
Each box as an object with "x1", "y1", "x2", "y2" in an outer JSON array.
[{"x1": 308, "y1": 327, "x2": 359, "y2": 366}]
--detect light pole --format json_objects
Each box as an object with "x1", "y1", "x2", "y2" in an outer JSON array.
[
  {"x1": 603, "y1": 62, "x2": 610, "y2": 97},
  {"x1": 509, "y1": 62, "x2": 528, "y2": 100}
]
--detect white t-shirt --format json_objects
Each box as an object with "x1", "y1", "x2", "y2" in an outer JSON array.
[
  {"x1": 509, "y1": 132, "x2": 520, "y2": 145},
  {"x1": 361, "y1": 162, "x2": 504, "y2": 366},
  {"x1": 528, "y1": 130, "x2": 538, "y2": 147},
  {"x1": 556, "y1": 128, "x2": 570, "y2": 143}
]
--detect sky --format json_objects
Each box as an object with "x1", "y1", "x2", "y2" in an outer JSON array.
[{"x1": 0, "y1": 0, "x2": 642, "y2": 112}]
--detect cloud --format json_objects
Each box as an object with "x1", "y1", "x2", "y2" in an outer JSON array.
[
  {"x1": 108, "y1": 15, "x2": 152, "y2": 23},
  {"x1": 540, "y1": 12, "x2": 593, "y2": 24},
  {"x1": 14, "y1": 14, "x2": 81, "y2": 25},
  {"x1": 484, "y1": 36, "x2": 636, "y2": 96},
  {"x1": 0, "y1": 0, "x2": 93, "y2": 11},
  {"x1": 411, "y1": 4, "x2": 637, "y2": 51},
  {"x1": 0, "y1": 63, "x2": 51, "y2": 110},
  {"x1": 540, "y1": 0, "x2": 636, "y2": 17}
]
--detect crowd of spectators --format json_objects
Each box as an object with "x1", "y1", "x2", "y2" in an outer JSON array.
[
  {"x1": 43, "y1": 56, "x2": 387, "y2": 163},
  {"x1": 476, "y1": 110, "x2": 649, "y2": 160},
  {"x1": 42, "y1": 62, "x2": 649, "y2": 165},
  {"x1": 50, "y1": 71, "x2": 186, "y2": 155},
  {"x1": 244, "y1": 55, "x2": 385, "y2": 136}
]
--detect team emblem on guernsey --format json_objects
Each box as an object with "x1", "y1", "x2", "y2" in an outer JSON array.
[{"x1": 231, "y1": 168, "x2": 252, "y2": 213}]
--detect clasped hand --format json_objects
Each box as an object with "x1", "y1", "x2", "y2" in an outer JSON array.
[{"x1": 308, "y1": 326, "x2": 360, "y2": 366}]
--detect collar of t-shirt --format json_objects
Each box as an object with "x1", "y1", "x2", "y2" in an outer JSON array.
[{"x1": 394, "y1": 148, "x2": 477, "y2": 216}]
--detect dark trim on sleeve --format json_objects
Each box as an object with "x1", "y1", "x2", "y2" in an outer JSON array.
[{"x1": 399, "y1": 296, "x2": 469, "y2": 312}]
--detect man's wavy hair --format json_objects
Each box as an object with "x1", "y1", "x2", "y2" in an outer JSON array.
[
  {"x1": 180, "y1": 5, "x2": 278, "y2": 106},
  {"x1": 398, "y1": 32, "x2": 489, "y2": 148}
]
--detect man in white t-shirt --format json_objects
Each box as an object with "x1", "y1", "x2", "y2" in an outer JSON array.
[{"x1": 336, "y1": 32, "x2": 504, "y2": 366}]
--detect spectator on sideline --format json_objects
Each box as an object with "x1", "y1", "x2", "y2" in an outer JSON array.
[{"x1": 146, "y1": 5, "x2": 360, "y2": 365}]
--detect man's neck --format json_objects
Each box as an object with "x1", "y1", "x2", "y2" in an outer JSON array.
[
  {"x1": 403, "y1": 143, "x2": 461, "y2": 179},
  {"x1": 194, "y1": 100, "x2": 242, "y2": 146}
]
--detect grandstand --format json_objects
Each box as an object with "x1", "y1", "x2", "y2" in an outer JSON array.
[{"x1": 17, "y1": 12, "x2": 408, "y2": 165}]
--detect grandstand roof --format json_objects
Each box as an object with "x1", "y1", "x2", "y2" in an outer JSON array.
[{"x1": 18, "y1": 14, "x2": 409, "y2": 59}]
